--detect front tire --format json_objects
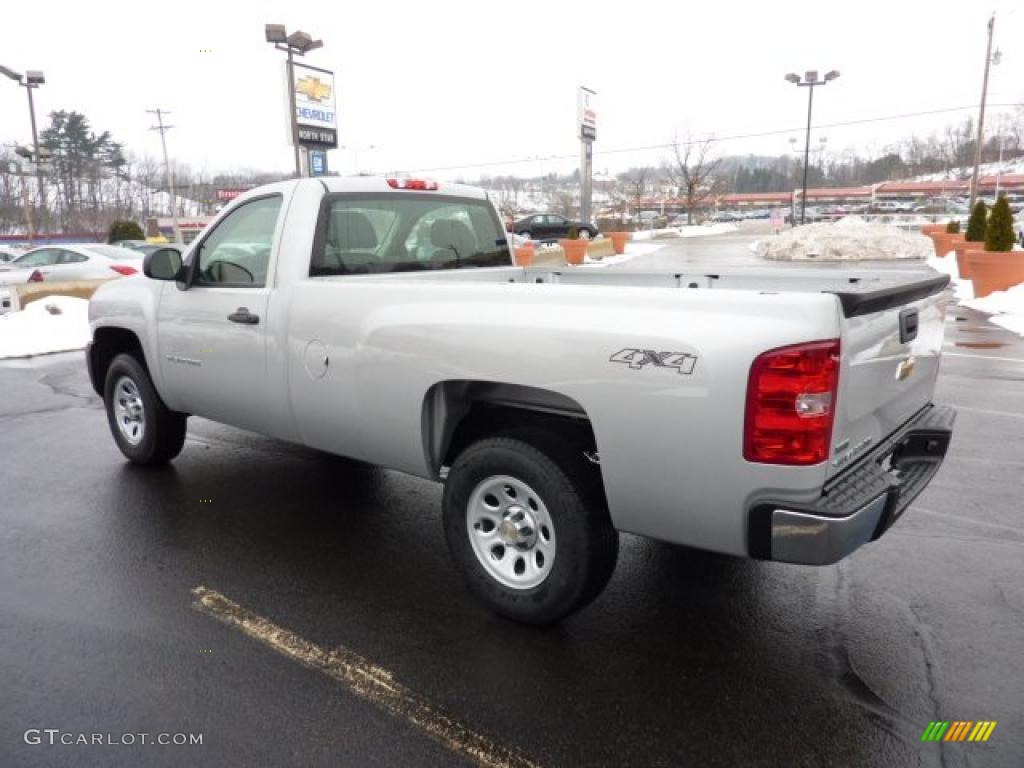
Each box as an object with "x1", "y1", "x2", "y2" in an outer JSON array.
[
  {"x1": 104, "y1": 353, "x2": 187, "y2": 465},
  {"x1": 443, "y1": 435, "x2": 618, "y2": 624},
  {"x1": 518, "y1": 230, "x2": 533, "y2": 240}
]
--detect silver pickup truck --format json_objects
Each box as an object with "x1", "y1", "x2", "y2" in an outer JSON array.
[{"x1": 87, "y1": 177, "x2": 955, "y2": 623}]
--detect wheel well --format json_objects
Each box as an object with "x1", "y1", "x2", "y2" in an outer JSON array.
[
  {"x1": 88, "y1": 327, "x2": 147, "y2": 395},
  {"x1": 422, "y1": 381, "x2": 600, "y2": 476}
]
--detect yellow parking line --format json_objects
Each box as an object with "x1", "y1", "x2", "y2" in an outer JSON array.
[{"x1": 191, "y1": 586, "x2": 541, "y2": 768}]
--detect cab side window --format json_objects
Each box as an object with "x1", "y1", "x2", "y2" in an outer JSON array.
[{"x1": 196, "y1": 196, "x2": 282, "y2": 287}]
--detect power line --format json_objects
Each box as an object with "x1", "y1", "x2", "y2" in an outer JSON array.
[{"x1": 407, "y1": 102, "x2": 1022, "y2": 174}]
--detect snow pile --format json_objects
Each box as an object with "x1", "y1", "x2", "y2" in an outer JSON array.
[
  {"x1": 759, "y1": 218, "x2": 931, "y2": 261},
  {"x1": 0, "y1": 296, "x2": 91, "y2": 359}
]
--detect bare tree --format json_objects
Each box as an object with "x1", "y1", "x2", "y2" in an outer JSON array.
[
  {"x1": 664, "y1": 132, "x2": 721, "y2": 224},
  {"x1": 616, "y1": 167, "x2": 650, "y2": 224}
]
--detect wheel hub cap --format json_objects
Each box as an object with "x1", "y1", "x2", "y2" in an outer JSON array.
[
  {"x1": 113, "y1": 376, "x2": 145, "y2": 446},
  {"x1": 498, "y1": 505, "x2": 538, "y2": 549},
  {"x1": 466, "y1": 475, "x2": 556, "y2": 590}
]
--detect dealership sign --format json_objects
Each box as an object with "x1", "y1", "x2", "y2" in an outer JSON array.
[
  {"x1": 292, "y1": 62, "x2": 338, "y2": 148},
  {"x1": 578, "y1": 86, "x2": 596, "y2": 141}
]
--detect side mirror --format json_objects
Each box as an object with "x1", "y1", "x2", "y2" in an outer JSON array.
[{"x1": 143, "y1": 248, "x2": 182, "y2": 281}]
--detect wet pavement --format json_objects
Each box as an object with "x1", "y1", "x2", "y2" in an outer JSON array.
[{"x1": 2, "y1": 232, "x2": 1022, "y2": 767}]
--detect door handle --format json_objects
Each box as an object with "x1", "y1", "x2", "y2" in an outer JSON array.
[{"x1": 227, "y1": 307, "x2": 260, "y2": 325}]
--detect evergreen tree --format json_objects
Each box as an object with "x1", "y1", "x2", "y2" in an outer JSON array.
[
  {"x1": 965, "y1": 200, "x2": 987, "y2": 242},
  {"x1": 984, "y1": 195, "x2": 1015, "y2": 252},
  {"x1": 108, "y1": 219, "x2": 144, "y2": 243}
]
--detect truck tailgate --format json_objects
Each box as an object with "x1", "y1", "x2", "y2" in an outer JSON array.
[{"x1": 828, "y1": 274, "x2": 949, "y2": 478}]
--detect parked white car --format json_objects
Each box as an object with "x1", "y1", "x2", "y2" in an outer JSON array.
[
  {"x1": 0, "y1": 245, "x2": 26, "y2": 264},
  {"x1": 0, "y1": 243, "x2": 143, "y2": 313}
]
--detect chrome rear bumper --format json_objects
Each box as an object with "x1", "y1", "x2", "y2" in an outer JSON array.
[{"x1": 748, "y1": 404, "x2": 956, "y2": 565}]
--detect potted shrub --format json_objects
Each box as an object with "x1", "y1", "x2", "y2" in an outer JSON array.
[
  {"x1": 965, "y1": 195, "x2": 1023, "y2": 298},
  {"x1": 559, "y1": 226, "x2": 589, "y2": 266},
  {"x1": 931, "y1": 219, "x2": 962, "y2": 258},
  {"x1": 514, "y1": 240, "x2": 535, "y2": 266},
  {"x1": 955, "y1": 201, "x2": 987, "y2": 278},
  {"x1": 606, "y1": 231, "x2": 630, "y2": 255}
]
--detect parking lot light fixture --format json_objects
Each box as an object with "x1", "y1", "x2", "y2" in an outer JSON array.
[
  {"x1": 784, "y1": 69, "x2": 839, "y2": 225},
  {"x1": 264, "y1": 24, "x2": 287, "y2": 43},
  {"x1": 2, "y1": 63, "x2": 47, "y2": 238}
]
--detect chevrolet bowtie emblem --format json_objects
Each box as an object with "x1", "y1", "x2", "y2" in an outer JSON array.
[{"x1": 296, "y1": 76, "x2": 331, "y2": 102}]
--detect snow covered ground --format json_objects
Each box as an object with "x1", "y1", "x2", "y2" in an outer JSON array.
[
  {"x1": 758, "y1": 217, "x2": 931, "y2": 261},
  {"x1": 631, "y1": 223, "x2": 738, "y2": 241},
  {"x1": 926, "y1": 253, "x2": 1024, "y2": 337},
  {"x1": 582, "y1": 241, "x2": 665, "y2": 268},
  {"x1": 0, "y1": 296, "x2": 91, "y2": 359}
]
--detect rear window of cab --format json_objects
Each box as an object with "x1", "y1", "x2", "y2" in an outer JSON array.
[{"x1": 310, "y1": 193, "x2": 510, "y2": 276}]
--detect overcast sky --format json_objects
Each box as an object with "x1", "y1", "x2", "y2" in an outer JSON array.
[{"x1": 1, "y1": 0, "x2": 1021, "y2": 181}]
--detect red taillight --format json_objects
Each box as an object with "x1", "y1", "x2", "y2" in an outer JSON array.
[
  {"x1": 109, "y1": 264, "x2": 138, "y2": 276},
  {"x1": 744, "y1": 339, "x2": 840, "y2": 465},
  {"x1": 28, "y1": 269, "x2": 44, "y2": 283},
  {"x1": 386, "y1": 177, "x2": 439, "y2": 191}
]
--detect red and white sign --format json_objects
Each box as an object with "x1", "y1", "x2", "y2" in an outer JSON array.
[{"x1": 216, "y1": 188, "x2": 251, "y2": 202}]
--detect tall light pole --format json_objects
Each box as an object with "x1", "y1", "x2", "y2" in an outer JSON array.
[
  {"x1": 265, "y1": 24, "x2": 323, "y2": 178},
  {"x1": 784, "y1": 69, "x2": 840, "y2": 225},
  {"x1": 1, "y1": 65, "x2": 46, "y2": 236},
  {"x1": 147, "y1": 109, "x2": 180, "y2": 244},
  {"x1": 968, "y1": 14, "x2": 998, "y2": 210}
]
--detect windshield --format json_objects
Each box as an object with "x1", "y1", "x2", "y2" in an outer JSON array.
[{"x1": 311, "y1": 193, "x2": 510, "y2": 276}]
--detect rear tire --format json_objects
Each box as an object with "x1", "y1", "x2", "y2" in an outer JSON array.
[
  {"x1": 443, "y1": 434, "x2": 618, "y2": 624},
  {"x1": 104, "y1": 353, "x2": 187, "y2": 465}
]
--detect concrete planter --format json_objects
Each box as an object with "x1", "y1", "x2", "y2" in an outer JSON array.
[
  {"x1": 954, "y1": 240, "x2": 984, "y2": 279},
  {"x1": 514, "y1": 244, "x2": 534, "y2": 266},
  {"x1": 559, "y1": 239, "x2": 589, "y2": 265},
  {"x1": 930, "y1": 232, "x2": 964, "y2": 258},
  {"x1": 965, "y1": 250, "x2": 1024, "y2": 298},
  {"x1": 11, "y1": 278, "x2": 114, "y2": 311},
  {"x1": 585, "y1": 238, "x2": 616, "y2": 260},
  {"x1": 531, "y1": 245, "x2": 566, "y2": 267},
  {"x1": 607, "y1": 231, "x2": 630, "y2": 255}
]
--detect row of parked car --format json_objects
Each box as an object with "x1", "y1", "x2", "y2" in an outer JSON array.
[{"x1": 0, "y1": 240, "x2": 182, "y2": 314}]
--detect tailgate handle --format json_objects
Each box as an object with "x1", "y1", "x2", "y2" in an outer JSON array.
[{"x1": 899, "y1": 308, "x2": 918, "y2": 344}]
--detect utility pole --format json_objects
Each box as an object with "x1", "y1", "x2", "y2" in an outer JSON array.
[
  {"x1": 968, "y1": 14, "x2": 996, "y2": 211},
  {"x1": 148, "y1": 108, "x2": 181, "y2": 243}
]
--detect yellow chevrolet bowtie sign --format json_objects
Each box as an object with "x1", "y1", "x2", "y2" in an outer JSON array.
[{"x1": 296, "y1": 76, "x2": 331, "y2": 103}]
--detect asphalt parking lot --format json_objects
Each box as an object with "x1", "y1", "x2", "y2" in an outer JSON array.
[{"x1": 2, "y1": 233, "x2": 1022, "y2": 767}]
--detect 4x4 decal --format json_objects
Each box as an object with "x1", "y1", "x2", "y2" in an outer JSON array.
[{"x1": 610, "y1": 348, "x2": 698, "y2": 374}]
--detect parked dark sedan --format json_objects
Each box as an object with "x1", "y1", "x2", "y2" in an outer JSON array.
[{"x1": 512, "y1": 213, "x2": 598, "y2": 240}]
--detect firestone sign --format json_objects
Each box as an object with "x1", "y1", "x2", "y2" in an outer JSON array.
[{"x1": 292, "y1": 62, "x2": 338, "y2": 149}]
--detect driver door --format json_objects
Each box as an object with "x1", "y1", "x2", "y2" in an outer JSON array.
[{"x1": 156, "y1": 195, "x2": 283, "y2": 433}]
